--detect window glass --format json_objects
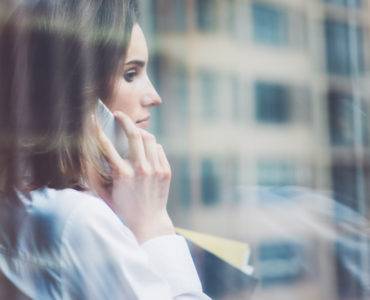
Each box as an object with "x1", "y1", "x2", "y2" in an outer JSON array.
[
  {"x1": 5, "y1": 0, "x2": 370, "y2": 299},
  {"x1": 324, "y1": 0, "x2": 362, "y2": 7},
  {"x1": 252, "y1": 2, "x2": 288, "y2": 45},
  {"x1": 255, "y1": 81, "x2": 290, "y2": 124},
  {"x1": 196, "y1": 0, "x2": 218, "y2": 32},
  {"x1": 257, "y1": 240, "x2": 306, "y2": 287},
  {"x1": 325, "y1": 19, "x2": 364, "y2": 76},
  {"x1": 328, "y1": 91, "x2": 356, "y2": 146},
  {"x1": 257, "y1": 160, "x2": 295, "y2": 187},
  {"x1": 327, "y1": 90, "x2": 369, "y2": 146},
  {"x1": 201, "y1": 158, "x2": 220, "y2": 206},
  {"x1": 140, "y1": 0, "x2": 370, "y2": 299}
]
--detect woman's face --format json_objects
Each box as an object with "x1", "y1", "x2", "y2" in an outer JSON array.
[{"x1": 108, "y1": 24, "x2": 161, "y2": 129}]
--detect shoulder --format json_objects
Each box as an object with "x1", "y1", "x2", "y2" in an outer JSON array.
[
  {"x1": 59, "y1": 189, "x2": 137, "y2": 251},
  {"x1": 26, "y1": 188, "x2": 107, "y2": 230},
  {"x1": 23, "y1": 188, "x2": 130, "y2": 252},
  {"x1": 28, "y1": 188, "x2": 114, "y2": 223},
  {"x1": 25, "y1": 188, "x2": 138, "y2": 266}
]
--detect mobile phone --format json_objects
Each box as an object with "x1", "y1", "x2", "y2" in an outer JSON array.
[{"x1": 95, "y1": 99, "x2": 129, "y2": 158}]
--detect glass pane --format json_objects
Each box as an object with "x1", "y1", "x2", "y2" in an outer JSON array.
[
  {"x1": 4, "y1": 0, "x2": 369, "y2": 299},
  {"x1": 252, "y1": 2, "x2": 288, "y2": 45},
  {"x1": 141, "y1": 0, "x2": 370, "y2": 298}
]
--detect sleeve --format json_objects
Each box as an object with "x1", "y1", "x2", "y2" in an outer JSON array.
[
  {"x1": 142, "y1": 235, "x2": 211, "y2": 299},
  {"x1": 59, "y1": 196, "x2": 211, "y2": 300}
]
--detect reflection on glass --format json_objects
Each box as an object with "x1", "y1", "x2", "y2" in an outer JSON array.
[
  {"x1": 252, "y1": 2, "x2": 288, "y2": 46},
  {"x1": 324, "y1": 0, "x2": 362, "y2": 7},
  {"x1": 142, "y1": 0, "x2": 370, "y2": 299},
  {"x1": 325, "y1": 20, "x2": 364, "y2": 76},
  {"x1": 196, "y1": 0, "x2": 218, "y2": 32},
  {"x1": 254, "y1": 81, "x2": 290, "y2": 124},
  {"x1": 257, "y1": 240, "x2": 306, "y2": 287},
  {"x1": 257, "y1": 160, "x2": 295, "y2": 187},
  {"x1": 201, "y1": 159, "x2": 220, "y2": 206}
]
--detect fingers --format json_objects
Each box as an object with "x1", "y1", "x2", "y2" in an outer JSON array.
[
  {"x1": 157, "y1": 144, "x2": 171, "y2": 180},
  {"x1": 111, "y1": 111, "x2": 170, "y2": 179},
  {"x1": 140, "y1": 129, "x2": 161, "y2": 172},
  {"x1": 93, "y1": 114, "x2": 132, "y2": 176},
  {"x1": 114, "y1": 111, "x2": 146, "y2": 166}
]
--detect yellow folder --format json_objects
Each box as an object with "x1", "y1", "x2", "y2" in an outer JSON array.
[{"x1": 175, "y1": 227, "x2": 253, "y2": 275}]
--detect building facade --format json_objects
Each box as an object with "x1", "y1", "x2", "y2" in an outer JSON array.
[{"x1": 140, "y1": 1, "x2": 370, "y2": 299}]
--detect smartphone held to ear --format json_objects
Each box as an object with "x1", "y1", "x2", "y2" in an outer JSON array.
[{"x1": 96, "y1": 99, "x2": 129, "y2": 158}]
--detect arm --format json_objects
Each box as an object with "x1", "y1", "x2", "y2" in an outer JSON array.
[
  {"x1": 60, "y1": 196, "x2": 211, "y2": 300},
  {"x1": 141, "y1": 234, "x2": 209, "y2": 300}
]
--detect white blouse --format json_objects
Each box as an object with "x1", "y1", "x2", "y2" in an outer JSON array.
[{"x1": 0, "y1": 188, "x2": 211, "y2": 299}]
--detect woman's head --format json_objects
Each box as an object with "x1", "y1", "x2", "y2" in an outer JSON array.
[
  {"x1": 86, "y1": 22, "x2": 162, "y2": 197},
  {"x1": 107, "y1": 23, "x2": 161, "y2": 129},
  {"x1": 0, "y1": 0, "x2": 139, "y2": 196}
]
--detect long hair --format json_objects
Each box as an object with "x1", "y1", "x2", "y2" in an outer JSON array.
[{"x1": 0, "y1": 0, "x2": 139, "y2": 199}]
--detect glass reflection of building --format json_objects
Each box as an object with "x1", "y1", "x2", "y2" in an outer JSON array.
[{"x1": 140, "y1": 0, "x2": 370, "y2": 299}]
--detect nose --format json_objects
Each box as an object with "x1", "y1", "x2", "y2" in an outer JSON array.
[{"x1": 141, "y1": 77, "x2": 162, "y2": 107}]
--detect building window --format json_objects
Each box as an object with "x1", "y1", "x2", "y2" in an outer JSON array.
[
  {"x1": 324, "y1": 0, "x2": 362, "y2": 7},
  {"x1": 196, "y1": 0, "x2": 218, "y2": 32},
  {"x1": 327, "y1": 90, "x2": 369, "y2": 147},
  {"x1": 201, "y1": 159, "x2": 220, "y2": 205},
  {"x1": 257, "y1": 160, "x2": 295, "y2": 187},
  {"x1": 328, "y1": 91, "x2": 354, "y2": 146},
  {"x1": 257, "y1": 240, "x2": 305, "y2": 286},
  {"x1": 335, "y1": 234, "x2": 366, "y2": 298},
  {"x1": 331, "y1": 165, "x2": 361, "y2": 212},
  {"x1": 324, "y1": 20, "x2": 364, "y2": 76},
  {"x1": 170, "y1": 157, "x2": 191, "y2": 208},
  {"x1": 252, "y1": 2, "x2": 288, "y2": 46},
  {"x1": 255, "y1": 81, "x2": 290, "y2": 124},
  {"x1": 199, "y1": 70, "x2": 219, "y2": 120}
]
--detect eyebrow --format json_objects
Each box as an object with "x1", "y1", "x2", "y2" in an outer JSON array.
[{"x1": 124, "y1": 60, "x2": 145, "y2": 67}]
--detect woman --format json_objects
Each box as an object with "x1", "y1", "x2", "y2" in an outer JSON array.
[{"x1": 0, "y1": 0, "x2": 210, "y2": 299}]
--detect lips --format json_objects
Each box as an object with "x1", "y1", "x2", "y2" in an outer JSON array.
[
  {"x1": 136, "y1": 116, "x2": 150, "y2": 124},
  {"x1": 136, "y1": 116, "x2": 150, "y2": 128}
]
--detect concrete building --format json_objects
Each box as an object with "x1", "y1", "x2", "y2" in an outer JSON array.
[{"x1": 139, "y1": 0, "x2": 370, "y2": 299}]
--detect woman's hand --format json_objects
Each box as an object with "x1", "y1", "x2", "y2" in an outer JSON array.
[{"x1": 94, "y1": 111, "x2": 175, "y2": 244}]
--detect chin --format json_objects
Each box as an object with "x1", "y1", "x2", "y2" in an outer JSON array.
[{"x1": 136, "y1": 121, "x2": 149, "y2": 129}]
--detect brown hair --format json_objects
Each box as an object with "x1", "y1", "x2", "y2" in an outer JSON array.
[{"x1": 0, "y1": 0, "x2": 139, "y2": 199}]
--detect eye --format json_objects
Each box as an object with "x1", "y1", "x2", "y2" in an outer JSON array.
[{"x1": 123, "y1": 68, "x2": 137, "y2": 82}]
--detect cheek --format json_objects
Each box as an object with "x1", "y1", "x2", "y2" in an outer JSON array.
[{"x1": 110, "y1": 79, "x2": 136, "y2": 115}]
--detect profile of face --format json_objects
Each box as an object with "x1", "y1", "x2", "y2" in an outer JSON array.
[{"x1": 108, "y1": 24, "x2": 161, "y2": 129}]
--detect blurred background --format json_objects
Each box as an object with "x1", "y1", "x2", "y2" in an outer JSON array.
[{"x1": 138, "y1": 0, "x2": 370, "y2": 299}]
